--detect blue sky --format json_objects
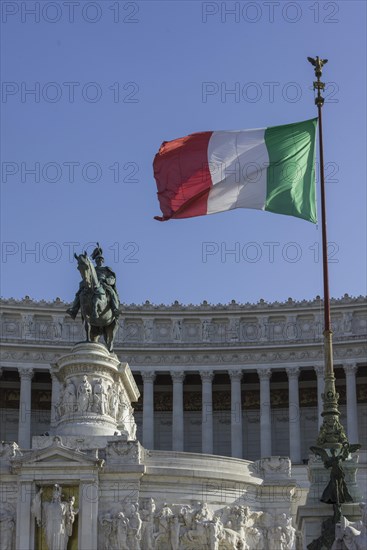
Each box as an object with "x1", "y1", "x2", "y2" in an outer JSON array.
[{"x1": 1, "y1": 0, "x2": 366, "y2": 305}]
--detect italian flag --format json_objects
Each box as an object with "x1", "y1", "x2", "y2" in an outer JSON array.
[{"x1": 154, "y1": 118, "x2": 318, "y2": 223}]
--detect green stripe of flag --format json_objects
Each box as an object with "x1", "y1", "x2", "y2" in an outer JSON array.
[{"x1": 264, "y1": 118, "x2": 318, "y2": 223}]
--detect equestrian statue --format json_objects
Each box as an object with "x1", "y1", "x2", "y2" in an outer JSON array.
[{"x1": 67, "y1": 243, "x2": 120, "y2": 352}]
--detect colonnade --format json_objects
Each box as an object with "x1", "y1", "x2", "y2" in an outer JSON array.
[
  {"x1": 2, "y1": 363, "x2": 362, "y2": 457},
  {"x1": 139, "y1": 363, "x2": 361, "y2": 460}
]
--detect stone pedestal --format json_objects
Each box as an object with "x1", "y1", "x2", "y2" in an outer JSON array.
[
  {"x1": 51, "y1": 342, "x2": 140, "y2": 437},
  {"x1": 296, "y1": 454, "x2": 362, "y2": 549},
  {"x1": 12, "y1": 342, "x2": 141, "y2": 550}
]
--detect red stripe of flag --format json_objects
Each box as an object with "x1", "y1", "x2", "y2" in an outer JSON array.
[{"x1": 153, "y1": 132, "x2": 213, "y2": 221}]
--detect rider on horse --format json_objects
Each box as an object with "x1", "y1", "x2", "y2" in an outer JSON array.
[{"x1": 67, "y1": 244, "x2": 120, "y2": 320}]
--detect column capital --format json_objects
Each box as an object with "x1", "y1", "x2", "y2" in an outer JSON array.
[
  {"x1": 18, "y1": 367, "x2": 34, "y2": 380},
  {"x1": 141, "y1": 370, "x2": 156, "y2": 382},
  {"x1": 314, "y1": 365, "x2": 324, "y2": 377},
  {"x1": 257, "y1": 368, "x2": 272, "y2": 380},
  {"x1": 228, "y1": 369, "x2": 243, "y2": 381},
  {"x1": 171, "y1": 370, "x2": 185, "y2": 382},
  {"x1": 200, "y1": 370, "x2": 214, "y2": 382},
  {"x1": 286, "y1": 367, "x2": 300, "y2": 379},
  {"x1": 343, "y1": 363, "x2": 358, "y2": 375}
]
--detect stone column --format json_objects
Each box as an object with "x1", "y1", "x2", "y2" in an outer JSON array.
[
  {"x1": 229, "y1": 370, "x2": 243, "y2": 458},
  {"x1": 286, "y1": 367, "x2": 301, "y2": 463},
  {"x1": 50, "y1": 371, "x2": 61, "y2": 428},
  {"x1": 171, "y1": 371, "x2": 185, "y2": 451},
  {"x1": 142, "y1": 370, "x2": 155, "y2": 449},
  {"x1": 258, "y1": 368, "x2": 272, "y2": 457},
  {"x1": 343, "y1": 363, "x2": 359, "y2": 444},
  {"x1": 18, "y1": 367, "x2": 34, "y2": 448},
  {"x1": 200, "y1": 370, "x2": 214, "y2": 454},
  {"x1": 16, "y1": 481, "x2": 35, "y2": 550},
  {"x1": 314, "y1": 365, "x2": 325, "y2": 430},
  {"x1": 79, "y1": 479, "x2": 99, "y2": 550}
]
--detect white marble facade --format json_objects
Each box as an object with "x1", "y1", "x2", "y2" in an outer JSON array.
[
  {"x1": 0, "y1": 295, "x2": 366, "y2": 549},
  {"x1": 0, "y1": 339, "x2": 299, "y2": 550},
  {"x1": 0, "y1": 294, "x2": 366, "y2": 458}
]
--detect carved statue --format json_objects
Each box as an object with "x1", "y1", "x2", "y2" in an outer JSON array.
[
  {"x1": 108, "y1": 385, "x2": 119, "y2": 419},
  {"x1": 155, "y1": 503, "x2": 176, "y2": 548},
  {"x1": 279, "y1": 513, "x2": 296, "y2": 550},
  {"x1": 172, "y1": 320, "x2": 182, "y2": 342},
  {"x1": 125, "y1": 502, "x2": 142, "y2": 550},
  {"x1": 77, "y1": 375, "x2": 92, "y2": 413},
  {"x1": 343, "y1": 312, "x2": 353, "y2": 333},
  {"x1": 32, "y1": 485, "x2": 78, "y2": 550},
  {"x1": 99, "y1": 504, "x2": 142, "y2": 550},
  {"x1": 268, "y1": 514, "x2": 296, "y2": 550},
  {"x1": 143, "y1": 319, "x2": 154, "y2": 342},
  {"x1": 67, "y1": 243, "x2": 120, "y2": 351},
  {"x1": 0, "y1": 504, "x2": 15, "y2": 550},
  {"x1": 268, "y1": 525, "x2": 288, "y2": 550},
  {"x1": 112, "y1": 385, "x2": 137, "y2": 439},
  {"x1": 117, "y1": 388, "x2": 129, "y2": 422},
  {"x1": 178, "y1": 502, "x2": 228, "y2": 550},
  {"x1": 0, "y1": 441, "x2": 22, "y2": 459},
  {"x1": 187, "y1": 502, "x2": 214, "y2": 548},
  {"x1": 228, "y1": 318, "x2": 240, "y2": 341},
  {"x1": 307, "y1": 56, "x2": 328, "y2": 78},
  {"x1": 202, "y1": 319, "x2": 211, "y2": 342},
  {"x1": 140, "y1": 498, "x2": 156, "y2": 550},
  {"x1": 208, "y1": 516, "x2": 223, "y2": 550},
  {"x1": 99, "y1": 513, "x2": 113, "y2": 550},
  {"x1": 100, "y1": 511, "x2": 129, "y2": 550},
  {"x1": 332, "y1": 504, "x2": 367, "y2": 550},
  {"x1": 115, "y1": 512, "x2": 129, "y2": 550},
  {"x1": 93, "y1": 378, "x2": 107, "y2": 414},
  {"x1": 65, "y1": 496, "x2": 78, "y2": 537},
  {"x1": 310, "y1": 444, "x2": 360, "y2": 506},
  {"x1": 215, "y1": 505, "x2": 269, "y2": 550},
  {"x1": 62, "y1": 380, "x2": 76, "y2": 414}
]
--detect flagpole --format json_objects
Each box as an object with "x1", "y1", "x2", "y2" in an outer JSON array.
[{"x1": 307, "y1": 56, "x2": 347, "y2": 449}]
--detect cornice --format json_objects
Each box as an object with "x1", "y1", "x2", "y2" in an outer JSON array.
[
  {"x1": 2, "y1": 342, "x2": 365, "y2": 368},
  {"x1": 0, "y1": 294, "x2": 366, "y2": 313}
]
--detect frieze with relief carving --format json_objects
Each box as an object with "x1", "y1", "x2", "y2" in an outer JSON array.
[
  {"x1": 1, "y1": 344, "x2": 366, "y2": 369},
  {"x1": 97, "y1": 498, "x2": 297, "y2": 550},
  {"x1": 1, "y1": 296, "x2": 365, "y2": 347}
]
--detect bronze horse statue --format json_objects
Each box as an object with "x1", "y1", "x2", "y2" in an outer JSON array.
[{"x1": 73, "y1": 252, "x2": 119, "y2": 352}]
